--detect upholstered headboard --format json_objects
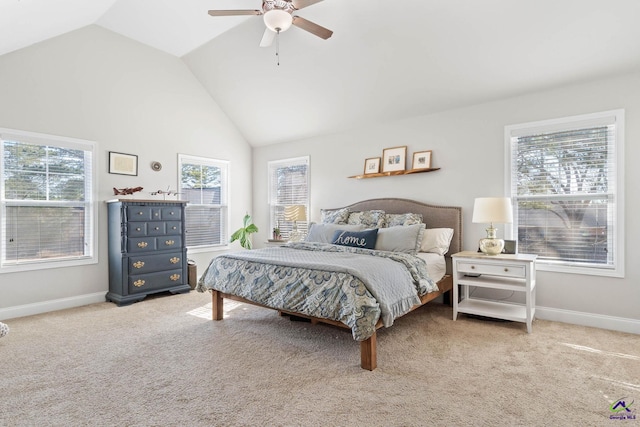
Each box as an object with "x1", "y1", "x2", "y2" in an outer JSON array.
[{"x1": 323, "y1": 198, "x2": 463, "y2": 273}]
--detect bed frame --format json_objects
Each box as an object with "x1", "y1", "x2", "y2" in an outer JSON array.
[{"x1": 210, "y1": 198, "x2": 463, "y2": 370}]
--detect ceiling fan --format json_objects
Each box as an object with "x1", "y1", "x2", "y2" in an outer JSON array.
[{"x1": 208, "y1": 0, "x2": 333, "y2": 47}]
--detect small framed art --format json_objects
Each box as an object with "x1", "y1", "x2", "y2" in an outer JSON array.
[
  {"x1": 412, "y1": 150, "x2": 432, "y2": 170},
  {"x1": 363, "y1": 157, "x2": 381, "y2": 174},
  {"x1": 382, "y1": 146, "x2": 407, "y2": 173},
  {"x1": 109, "y1": 151, "x2": 138, "y2": 176}
]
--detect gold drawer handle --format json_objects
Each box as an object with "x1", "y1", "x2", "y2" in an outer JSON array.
[
  {"x1": 172, "y1": 226, "x2": 177, "y2": 230},
  {"x1": 137, "y1": 211, "x2": 143, "y2": 215},
  {"x1": 136, "y1": 227, "x2": 141, "y2": 232},
  {"x1": 165, "y1": 240, "x2": 175, "y2": 246},
  {"x1": 154, "y1": 213, "x2": 159, "y2": 217},
  {"x1": 170, "y1": 274, "x2": 180, "y2": 281},
  {"x1": 137, "y1": 241, "x2": 148, "y2": 248},
  {"x1": 154, "y1": 227, "x2": 160, "y2": 230},
  {"x1": 133, "y1": 261, "x2": 145, "y2": 269},
  {"x1": 170, "y1": 211, "x2": 175, "y2": 215},
  {"x1": 170, "y1": 257, "x2": 180, "y2": 264},
  {"x1": 133, "y1": 279, "x2": 145, "y2": 287}
]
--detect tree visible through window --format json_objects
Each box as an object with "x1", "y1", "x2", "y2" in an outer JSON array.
[
  {"x1": 178, "y1": 154, "x2": 228, "y2": 249},
  {"x1": 506, "y1": 110, "x2": 624, "y2": 277},
  {"x1": 1, "y1": 130, "x2": 96, "y2": 271}
]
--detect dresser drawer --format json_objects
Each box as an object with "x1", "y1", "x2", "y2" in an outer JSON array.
[
  {"x1": 161, "y1": 207, "x2": 182, "y2": 220},
  {"x1": 165, "y1": 221, "x2": 182, "y2": 235},
  {"x1": 127, "y1": 237, "x2": 157, "y2": 253},
  {"x1": 457, "y1": 261, "x2": 526, "y2": 278},
  {"x1": 128, "y1": 252, "x2": 184, "y2": 274},
  {"x1": 128, "y1": 269, "x2": 185, "y2": 294},
  {"x1": 158, "y1": 236, "x2": 182, "y2": 250},
  {"x1": 127, "y1": 206, "x2": 153, "y2": 221}
]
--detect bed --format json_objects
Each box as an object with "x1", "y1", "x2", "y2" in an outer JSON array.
[{"x1": 197, "y1": 198, "x2": 462, "y2": 370}]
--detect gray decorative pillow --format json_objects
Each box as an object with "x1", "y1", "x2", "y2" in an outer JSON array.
[
  {"x1": 320, "y1": 207, "x2": 350, "y2": 224},
  {"x1": 384, "y1": 212, "x2": 423, "y2": 228},
  {"x1": 347, "y1": 210, "x2": 386, "y2": 228},
  {"x1": 374, "y1": 223, "x2": 426, "y2": 255},
  {"x1": 306, "y1": 223, "x2": 364, "y2": 243}
]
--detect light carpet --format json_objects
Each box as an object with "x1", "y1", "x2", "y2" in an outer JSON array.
[{"x1": 1, "y1": 290, "x2": 638, "y2": 426}]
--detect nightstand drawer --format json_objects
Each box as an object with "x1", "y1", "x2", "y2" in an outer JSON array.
[{"x1": 457, "y1": 261, "x2": 525, "y2": 278}]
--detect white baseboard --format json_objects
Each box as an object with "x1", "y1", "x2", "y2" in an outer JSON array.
[
  {"x1": 0, "y1": 292, "x2": 106, "y2": 321},
  {"x1": 536, "y1": 306, "x2": 640, "y2": 335}
]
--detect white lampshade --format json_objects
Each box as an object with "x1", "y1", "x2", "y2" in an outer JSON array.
[
  {"x1": 284, "y1": 205, "x2": 307, "y2": 222},
  {"x1": 263, "y1": 9, "x2": 293, "y2": 32},
  {"x1": 472, "y1": 197, "x2": 513, "y2": 225}
]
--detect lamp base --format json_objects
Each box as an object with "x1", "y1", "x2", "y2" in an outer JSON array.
[
  {"x1": 479, "y1": 238, "x2": 505, "y2": 255},
  {"x1": 478, "y1": 225, "x2": 504, "y2": 255}
]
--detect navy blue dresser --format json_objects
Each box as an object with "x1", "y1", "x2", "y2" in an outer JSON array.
[{"x1": 106, "y1": 199, "x2": 190, "y2": 305}]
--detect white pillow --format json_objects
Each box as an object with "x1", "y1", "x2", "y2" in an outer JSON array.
[
  {"x1": 374, "y1": 224, "x2": 425, "y2": 255},
  {"x1": 306, "y1": 223, "x2": 364, "y2": 243},
  {"x1": 420, "y1": 228, "x2": 454, "y2": 255}
]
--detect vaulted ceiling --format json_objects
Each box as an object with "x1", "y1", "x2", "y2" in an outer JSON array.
[{"x1": 3, "y1": 0, "x2": 640, "y2": 146}]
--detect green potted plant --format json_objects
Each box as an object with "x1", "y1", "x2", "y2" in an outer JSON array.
[{"x1": 230, "y1": 213, "x2": 259, "y2": 249}]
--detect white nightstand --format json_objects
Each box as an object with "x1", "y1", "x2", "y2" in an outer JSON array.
[{"x1": 452, "y1": 251, "x2": 537, "y2": 333}]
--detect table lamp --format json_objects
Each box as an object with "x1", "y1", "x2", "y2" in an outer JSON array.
[
  {"x1": 472, "y1": 197, "x2": 513, "y2": 255},
  {"x1": 284, "y1": 205, "x2": 307, "y2": 242}
]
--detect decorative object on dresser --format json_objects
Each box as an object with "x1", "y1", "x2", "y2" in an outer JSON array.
[
  {"x1": 381, "y1": 146, "x2": 407, "y2": 173},
  {"x1": 284, "y1": 204, "x2": 307, "y2": 242},
  {"x1": 412, "y1": 150, "x2": 432, "y2": 170},
  {"x1": 472, "y1": 197, "x2": 513, "y2": 255},
  {"x1": 113, "y1": 186, "x2": 143, "y2": 196},
  {"x1": 106, "y1": 199, "x2": 190, "y2": 306},
  {"x1": 452, "y1": 251, "x2": 537, "y2": 333},
  {"x1": 108, "y1": 151, "x2": 138, "y2": 176}
]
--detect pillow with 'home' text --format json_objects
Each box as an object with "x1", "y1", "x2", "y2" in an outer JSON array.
[{"x1": 331, "y1": 228, "x2": 378, "y2": 250}]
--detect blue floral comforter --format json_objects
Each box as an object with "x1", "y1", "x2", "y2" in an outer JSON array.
[{"x1": 197, "y1": 242, "x2": 438, "y2": 341}]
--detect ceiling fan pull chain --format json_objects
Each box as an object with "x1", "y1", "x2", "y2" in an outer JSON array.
[{"x1": 276, "y1": 29, "x2": 281, "y2": 66}]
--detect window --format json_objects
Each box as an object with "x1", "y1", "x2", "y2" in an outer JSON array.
[
  {"x1": 505, "y1": 110, "x2": 624, "y2": 277},
  {"x1": 1, "y1": 129, "x2": 96, "y2": 272},
  {"x1": 178, "y1": 154, "x2": 228, "y2": 251},
  {"x1": 268, "y1": 157, "x2": 309, "y2": 239}
]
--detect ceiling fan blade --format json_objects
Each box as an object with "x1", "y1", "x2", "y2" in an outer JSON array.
[
  {"x1": 208, "y1": 10, "x2": 262, "y2": 17},
  {"x1": 260, "y1": 28, "x2": 276, "y2": 47},
  {"x1": 291, "y1": 0, "x2": 324, "y2": 10},
  {"x1": 292, "y1": 16, "x2": 333, "y2": 39}
]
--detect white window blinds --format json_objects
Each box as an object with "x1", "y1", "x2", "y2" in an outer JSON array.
[
  {"x1": 178, "y1": 154, "x2": 228, "y2": 249},
  {"x1": 506, "y1": 110, "x2": 624, "y2": 277},
  {"x1": 268, "y1": 157, "x2": 309, "y2": 239},
  {"x1": 1, "y1": 130, "x2": 96, "y2": 271}
]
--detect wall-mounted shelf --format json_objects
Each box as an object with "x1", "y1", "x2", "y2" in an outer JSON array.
[{"x1": 348, "y1": 168, "x2": 440, "y2": 179}]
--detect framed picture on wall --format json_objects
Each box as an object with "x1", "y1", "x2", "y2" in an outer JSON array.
[
  {"x1": 109, "y1": 152, "x2": 138, "y2": 176},
  {"x1": 363, "y1": 157, "x2": 381, "y2": 174},
  {"x1": 381, "y1": 146, "x2": 407, "y2": 173},
  {"x1": 412, "y1": 150, "x2": 432, "y2": 170}
]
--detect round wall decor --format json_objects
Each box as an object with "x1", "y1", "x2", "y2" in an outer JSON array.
[{"x1": 151, "y1": 161, "x2": 162, "y2": 171}]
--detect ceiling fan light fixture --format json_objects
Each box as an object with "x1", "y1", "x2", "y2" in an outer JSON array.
[{"x1": 263, "y1": 9, "x2": 293, "y2": 32}]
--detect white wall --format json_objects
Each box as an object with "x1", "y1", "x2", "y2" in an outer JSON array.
[
  {"x1": 0, "y1": 26, "x2": 252, "y2": 318},
  {"x1": 253, "y1": 72, "x2": 640, "y2": 333}
]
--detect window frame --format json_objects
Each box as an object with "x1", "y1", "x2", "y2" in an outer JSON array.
[
  {"x1": 0, "y1": 128, "x2": 97, "y2": 273},
  {"x1": 504, "y1": 110, "x2": 625, "y2": 277},
  {"x1": 268, "y1": 156, "x2": 310, "y2": 240},
  {"x1": 178, "y1": 154, "x2": 229, "y2": 253}
]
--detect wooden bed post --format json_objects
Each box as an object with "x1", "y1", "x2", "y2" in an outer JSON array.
[
  {"x1": 360, "y1": 332, "x2": 377, "y2": 371},
  {"x1": 212, "y1": 290, "x2": 223, "y2": 321}
]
